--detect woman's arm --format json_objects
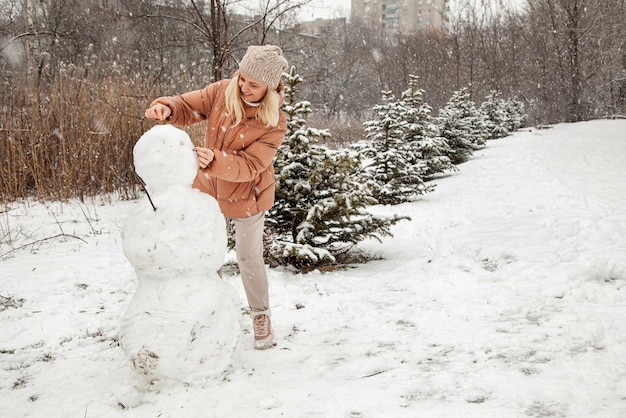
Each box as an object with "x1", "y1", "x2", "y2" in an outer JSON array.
[{"x1": 145, "y1": 80, "x2": 225, "y2": 127}]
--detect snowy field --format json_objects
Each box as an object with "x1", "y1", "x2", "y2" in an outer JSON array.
[{"x1": 1, "y1": 119, "x2": 626, "y2": 417}]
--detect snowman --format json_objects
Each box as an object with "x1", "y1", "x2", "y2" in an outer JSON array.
[{"x1": 119, "y1": 124, "x2": 241, "y2": 385}]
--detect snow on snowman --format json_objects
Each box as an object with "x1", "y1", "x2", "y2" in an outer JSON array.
[{"x1": 120, "y1": 124, "x2": 241, "y2": 385}]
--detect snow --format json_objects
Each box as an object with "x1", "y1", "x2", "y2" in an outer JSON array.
[
  {"x1": 1, "y1": 119, "x2": 626, "y2": 417},
  {"x1": 0, "y1": 36, "x2": 25, "y2": 67}
]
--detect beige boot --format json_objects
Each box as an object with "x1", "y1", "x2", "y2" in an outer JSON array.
[{"x1": 253, "y1": 314, "x2": 274, "y2": 349}]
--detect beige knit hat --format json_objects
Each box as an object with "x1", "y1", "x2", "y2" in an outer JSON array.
[{"x1": 238, "y1": 45, "x2": 288, "y2": 90}]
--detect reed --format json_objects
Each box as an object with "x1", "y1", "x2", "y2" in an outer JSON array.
[{"x1": 0, "y1": 61, "x2": 207, "y2": 203}]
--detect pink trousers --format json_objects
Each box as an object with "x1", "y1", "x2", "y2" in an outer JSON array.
[{"x1": 232, "y1": 211, "x2": 270, "y2": 318}]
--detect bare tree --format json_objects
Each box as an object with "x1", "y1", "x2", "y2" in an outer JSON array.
[
  {"x1": 520, "y1": 0, "x2": 626, "y2": 121},
  {"x1": 133, "y1": 0, "x2": 311, "y2": 82}
]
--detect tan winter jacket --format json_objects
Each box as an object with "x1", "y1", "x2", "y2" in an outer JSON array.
[{"x1": 150, "y1": 78, "x2": 287, "y2": 218}]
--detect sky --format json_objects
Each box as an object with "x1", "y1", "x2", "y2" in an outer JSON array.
[
  {"x1": 1, "y1": 119, "x2": 625, "y2": 417},
  {"x1": 299, "y1": 0, "x2": 352, "y2": 20}
]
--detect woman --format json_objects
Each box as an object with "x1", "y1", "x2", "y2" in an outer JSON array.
[{"x1": 144, "y1": 45, "x2": 288, "y2": 350}]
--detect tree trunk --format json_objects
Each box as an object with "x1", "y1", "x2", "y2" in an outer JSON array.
[{"x1": 562, "y1": 0, "x2": 585, "y2": 122}]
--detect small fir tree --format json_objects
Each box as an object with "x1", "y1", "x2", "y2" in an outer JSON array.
[
  {"x1": 401, "y1": 75, "x2": 456, "y2": 180},
  {"x1": 503, "y1": 97, "x2": 527, "y2": 132},
  {"x1": 268, "y1": 67, "x2": 408, "y2": 271},
  {"x1": 437, "y1": 87, "x2": 490, "y2": 165},
  {"x1": 357, "y1": 89, "x2": 432, "y2": 205},
  {"x1": 480, "y1": 90, "x2": 511, "y2": 139},
  {"x1": 480, "y1": 91, "x2": 528, "y2": 139}
]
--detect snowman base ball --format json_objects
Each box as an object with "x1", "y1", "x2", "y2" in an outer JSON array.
[
  {"x1": 119, "y1": 269, "x2": 242, "y2": 385},
  {"x1": 120, "y1": 125, "x2": 241, "y2": 385}
]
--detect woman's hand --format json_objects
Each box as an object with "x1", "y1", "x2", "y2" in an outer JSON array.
[
  {"x1": 144, "y1": 103, "x2": 172, "y2": 121},
  {"x1": 195, "y1": 147, "x2": 215, "y2": 169}
]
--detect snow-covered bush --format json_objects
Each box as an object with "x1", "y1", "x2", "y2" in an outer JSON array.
[
  {"x1": 480, "y1": 90, "x2": 511, "y2": 139},
  {"x1": 355, "y1": 82, "x2": 447, "y2": 205},
  {"x1": 354, "y1": 76, "x2": 457, "y2": 204},
  {"x1": 503, "y1": 97, "x2": 527, "y2": 132},
  {"x1": 400, "y1": 75, "x2": 456, "y2": 180},
  {"x1": 437, "y1": 87, "x2": 489, "y2": 165},
  {"x1": 480, "y1": 91, "x2": 528, "y2": 139},
  {"x1": 356, "y1": 90, "x2": 431, "y2": 205},
  {"x1": 267, "y1": 67, "x2": 408, "y2": 271}
]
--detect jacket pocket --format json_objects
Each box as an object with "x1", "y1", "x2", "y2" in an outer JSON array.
[{"x1": 215, "y1": 179, "x2": 255, "y2": 204}]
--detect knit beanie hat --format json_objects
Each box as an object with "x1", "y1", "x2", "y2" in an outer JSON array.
[{"x1": 238, "y1": 45, "x2": 288, "y2": 90}]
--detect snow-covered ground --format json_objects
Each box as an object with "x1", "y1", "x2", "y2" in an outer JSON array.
[{"x1": 1, "y1": 119, "x2": 625, "y2": 417}]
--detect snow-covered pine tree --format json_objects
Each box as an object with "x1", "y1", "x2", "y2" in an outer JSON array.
[
  {"x1": 480, "y1": 90, "x2": 510, "y2": 139},
  {"x1": 268, "y1": 67, "x2": 408, "y2": 271},
  {"x1": 401, "y1": 75, "x2": 456, "y2": 180},
  {"x1": 356, "y1": 89, "x2": 431, "y2": 205},
  {"x1": 503, "y1": 97, "x2": 527, "y2": 132},
  {"x1": 437, "y1": 87, "x2": 490, "y2": 165}
]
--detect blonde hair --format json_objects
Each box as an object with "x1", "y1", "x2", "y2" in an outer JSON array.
[{"x1": 224, "y1": 74, "x2": 281, "y2": 127}]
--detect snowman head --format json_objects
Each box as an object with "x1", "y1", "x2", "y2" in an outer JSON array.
[{"x1": 133, "y1": 125, "x2": 198, "y2": 189}]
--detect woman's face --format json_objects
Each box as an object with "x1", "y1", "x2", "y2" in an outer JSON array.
[{"x1": 239, "y1": 74, "x2": 268, "y2": 103}]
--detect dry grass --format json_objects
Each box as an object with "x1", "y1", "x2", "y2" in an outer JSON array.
[
  {"x1": 1, "y1": 66, "x2": 146, "y2": 202},
  {"x1": 0, "y1": 61, "x2": 209, "y2": 203}
]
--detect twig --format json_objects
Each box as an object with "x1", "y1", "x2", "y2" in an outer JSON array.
[
  {"x1": 362, "y1": 369, "x2": 391, "y2": 378},
  {"x1": 113, "y1": 165, "x2": 157, "y2": 212},
  {"x1": 131, "y1": 170, "x2": 157, "y2": 212},
  {"x1": 1, "y1": 233, "x2": 88, "y2": 258},
  {"x1": 51, "y1": 212, "x2": 65, "y2": 236},
  {"x1": 79, "y1": 204, "x2": 98, "y2": 235},
  {"x1": 142, "y1": 183, "x2": 157, "y2": 212}
]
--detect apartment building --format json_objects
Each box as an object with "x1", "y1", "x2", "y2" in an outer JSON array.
[
  {"x1": 295, "y1": 17, "x2": 348, "y2": 37},
  {"x1": 351, "y1": 0, "x2": 449, "y2": 35}
]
